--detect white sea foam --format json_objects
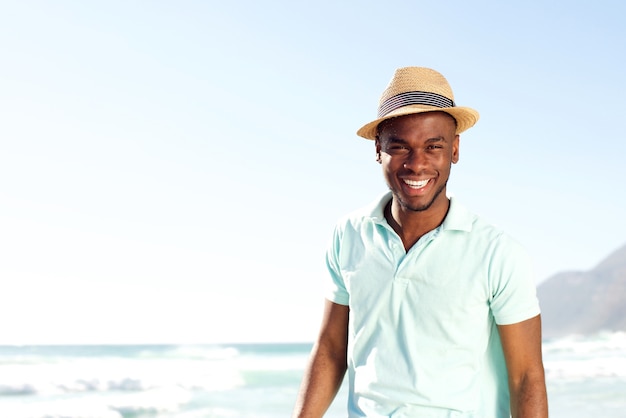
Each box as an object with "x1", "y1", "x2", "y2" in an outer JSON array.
[
  {"x1": 543, "y1": 331, "x2": 626, "y2": 380},
  {"x1": 108, "y1": 386, "x2": 191, "y2": 414},
  {"x1": 0, "y1": 387, "x2": 190, "y2": 418},
  {"x1": 0, "y1": 400, "x2": 124, "y2": 418},
  {"x1": 543, "y1": 331, "x2": 626, "y2": 354},
  {"x1": 0, "y1": 350, "x2": 246, "y2": 397},
  {"x1": 237, "y1": 352, "x2": 310, "y2": 371},
  {"x1": 1, "y1": 340, "x2": 624, "y2": 418},
  {"x1": 140, "y1": 345, "x2": 241, "y2": 361}
]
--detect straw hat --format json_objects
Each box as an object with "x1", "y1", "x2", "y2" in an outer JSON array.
[{"x1": 356, "y1": 67, "x2": 479, "y2": 140}]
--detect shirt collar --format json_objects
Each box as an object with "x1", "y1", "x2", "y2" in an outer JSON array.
[
  {"x1": 368, "y1": 191, "x2": 392, "y2": 224},
  {"x1": 367, "y1": 191, "x2": 474, "y2": 232},
  {"x1": 442, "y1": 196, "x2": 474, "y2": 232}
]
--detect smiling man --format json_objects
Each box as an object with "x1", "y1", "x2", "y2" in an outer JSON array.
[{"x1": 293, "y1": 67, "x2": 548, "y2": 418}]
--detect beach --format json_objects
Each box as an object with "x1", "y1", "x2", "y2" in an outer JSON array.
[{"x1": 0, "y1": 332, "x2": 624, "y2": 417}]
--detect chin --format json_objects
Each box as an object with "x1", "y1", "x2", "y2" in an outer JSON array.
[{"x1": 404, "y1": 200, "x2": 435, "y2": 212}]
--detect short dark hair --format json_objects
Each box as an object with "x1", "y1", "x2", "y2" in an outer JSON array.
[{"x1": 375, "y1": 111, "x2": 458, "y2": 139}]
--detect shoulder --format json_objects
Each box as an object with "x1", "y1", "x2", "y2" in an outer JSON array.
[
  {"x1": 335, "y1": 192, "x2": 391, "y2": 232},
  {"x1": 446, "y1": 198, "x2": 529, "y2": 259}
]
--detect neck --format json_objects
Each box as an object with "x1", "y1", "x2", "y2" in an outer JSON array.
[{"x1": 385, "y1": 196, "x2": 450, "y2": 251}]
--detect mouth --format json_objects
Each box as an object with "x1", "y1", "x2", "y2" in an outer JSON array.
[{"x1": 403, "y1": 178, "x2": 430, "y2": 190}]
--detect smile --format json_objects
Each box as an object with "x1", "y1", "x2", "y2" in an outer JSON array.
[{"x1": 403, "y1": 179, "x2": 430, "y2": 189}]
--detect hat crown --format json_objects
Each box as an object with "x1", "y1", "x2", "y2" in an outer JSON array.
[
  {"x1": 379, "y1": 67, "x2": 455, "y2": 106},
  {"x1": 356, "y1": 66, "x2": 479, "y2": 140}
]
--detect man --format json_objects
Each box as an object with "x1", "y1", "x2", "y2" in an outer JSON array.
[{"x1": 293, "y1": 67, "x2": 548, "y2": 417}]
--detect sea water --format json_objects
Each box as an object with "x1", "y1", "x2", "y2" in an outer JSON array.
[{"x1": 0, "y1": 332, "x2": 624, "y2": 417}]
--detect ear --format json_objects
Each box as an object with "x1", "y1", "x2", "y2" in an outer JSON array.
[
  {"x1": 375, "y1": 138, "x2": 382, "y2": 163},
  {"x1": 451, "y1": 135, "x2": 460, "y2": 164}
]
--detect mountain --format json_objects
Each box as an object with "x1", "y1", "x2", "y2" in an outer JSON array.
[{"x1": 537, "y1": 242, "x2": 626, "y2": 338}]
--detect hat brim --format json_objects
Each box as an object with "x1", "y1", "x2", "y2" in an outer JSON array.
[{"x1": 356, "y1": 105, "x2": 479, "y2": 140}]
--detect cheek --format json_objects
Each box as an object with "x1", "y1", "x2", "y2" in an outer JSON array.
[
  {"x1": 380, "y1": 156, "x2": 398, "y2": 178},
  {"x1": 382, "y1": 155, "x2": 405, "y2": 172},
  {"x1": 380, "y1": 153, "x2": 394, "y2": 166}
]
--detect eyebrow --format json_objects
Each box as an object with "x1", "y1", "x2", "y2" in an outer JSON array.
[
  {"x1": 425, "y1": 136, "x2": 446, "y2": 143},
  {"x1": 385, "y1": 136, "x2": 407, "y2": 144},
  {"x1": 384, "y1": 136, "x2": 447, "y2": 144}
]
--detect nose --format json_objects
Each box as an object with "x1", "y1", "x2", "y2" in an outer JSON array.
[{"x1": 403, "y1": 150, "x2": 427, "y2": 172}]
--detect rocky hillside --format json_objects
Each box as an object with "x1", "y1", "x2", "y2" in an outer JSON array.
[{"x1": 537, "y1": 242, "x2": 626, "y2": 338}]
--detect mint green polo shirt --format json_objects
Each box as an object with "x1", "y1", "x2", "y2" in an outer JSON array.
[{"x1": 326, "y1": 192, "x2": 540, "y2": 417}]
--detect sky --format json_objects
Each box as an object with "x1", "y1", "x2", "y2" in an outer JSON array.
[{"x1": 1, "y1": 0, "x2": 625, "y2": 344}]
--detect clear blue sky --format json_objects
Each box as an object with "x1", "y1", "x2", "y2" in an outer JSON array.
[{"x1": 1, "y1": 1, "x2": 625, "y2": 344}]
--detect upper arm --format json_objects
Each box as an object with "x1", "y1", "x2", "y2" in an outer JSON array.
[
  {"x1": 498, "y1": 315, "x2": 548, "y2": 417},
  {"x1": 316, "y1": 300, "x2": 349, "y2": 355},
  {"x1": 498, "y1": 314, "x2": 544, "y2": 383},
  {"x1": 292, "y1": 301, "x2": 349, "y2": 417}
]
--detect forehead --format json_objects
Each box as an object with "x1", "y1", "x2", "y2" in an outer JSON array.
[{"x1": 377, "y1": 112, "x2": 457, "y2": 139}]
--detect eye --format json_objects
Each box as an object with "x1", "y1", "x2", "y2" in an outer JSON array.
[{"x1": 385, "y1": 145, "x2": 409, "y2": 155}]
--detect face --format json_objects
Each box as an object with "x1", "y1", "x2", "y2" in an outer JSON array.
[{"x1": 376, "y1": 112, "x2": 459, "y2": 214}]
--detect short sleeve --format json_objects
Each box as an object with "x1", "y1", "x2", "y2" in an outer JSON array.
[
  {"x1": 325, "y1": 223, "x2": 350, "y2": 306},
  {"x1": 488, "y1": 234, "x2": 541, "y2": 325}
]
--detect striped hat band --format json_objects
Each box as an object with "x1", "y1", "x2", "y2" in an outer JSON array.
[{"x1": 377, "y1": 91, "x2": 455, "y2": 118}]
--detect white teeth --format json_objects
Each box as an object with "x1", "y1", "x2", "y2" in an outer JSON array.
[{"x1": 404, "y1": 179, "x2": 429, "y2": 188}]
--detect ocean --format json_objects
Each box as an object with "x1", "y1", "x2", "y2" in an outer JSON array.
[{"x1": 0, "y1": 332, "x2": 624, "y2": 418}]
